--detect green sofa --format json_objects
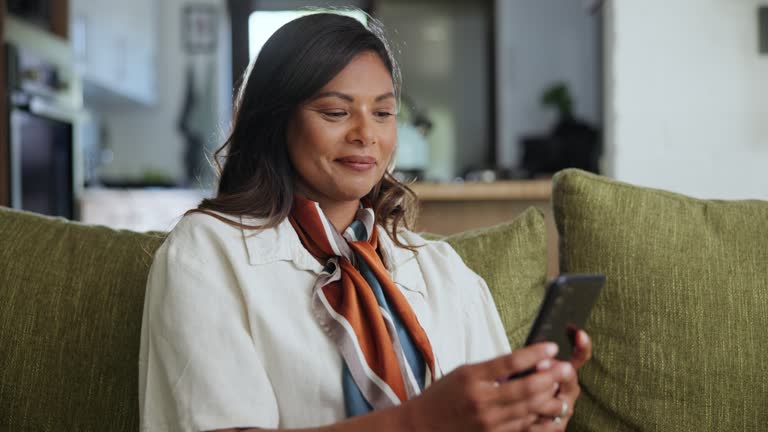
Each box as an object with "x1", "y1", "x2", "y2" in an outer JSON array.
[{"x1": 1, "y1": 169, "x2": 766, "y2": 431}]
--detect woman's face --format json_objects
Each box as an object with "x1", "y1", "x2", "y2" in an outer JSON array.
[{"x1": 286, "y1": 51, "x2": 397, "y2": 206}]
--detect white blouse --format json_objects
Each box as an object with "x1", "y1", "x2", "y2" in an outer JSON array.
[{"x1": 138, "y1": 212, "x2": 510, "y2": 431}]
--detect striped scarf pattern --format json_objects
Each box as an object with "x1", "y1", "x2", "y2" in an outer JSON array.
[{"x1": 289, "y1": 195, "x2": 436, "y2": 416}]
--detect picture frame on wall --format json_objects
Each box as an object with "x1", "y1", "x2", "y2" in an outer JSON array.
[{"x1": 183, "y1": 4, "x2": 218, "y2": 54}]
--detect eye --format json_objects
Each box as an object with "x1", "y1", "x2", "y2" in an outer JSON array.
[
  {"x1": 322, "y1": 111, "x2": 348, "y2": 119},
  {"x1": 375, "y1": 111, "x2": 394, "y2": 118}
]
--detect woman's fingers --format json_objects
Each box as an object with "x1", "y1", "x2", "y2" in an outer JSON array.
[
  {"x1": 478, "y1": 342, "x2": 558, "y2": 382},
  {"x1": 484, "y1": 362, "x2": 571, "y2": 424},
  {"x1": 474, "y1": 401, "x2": 535, "y2": 429},
  {"x1": 555, "y1": 356, "x2": 581, "y2": 404},
  {"x1": 491, "y1": 413, "x2": 538, "y2": 432},
  {"x1": 532, "y1": 394, "x2": 574, "y2": 419},
  {"x1": 429, "y1": 342, "x2": 579, "y2": 431},
  {"x1": 495, "y1": 367, "x2": 561, "y2": 404},
  {"x1": 405, "y1": 342, "x2": 577, "y2": 432},
  {"x1": 484, "y1": 386, "x2": 547, "y2": 422},
  {"x1": 569, "y1": 329, "x2": 592, "y2": 369},
  {"x1": 520, "y1": 360, "x2": 579, "y2": 432},
  {"x1": 475, "y1": 331, "x2": 587, "y2": 432},
  {"x1": 527, "y1": 420, "x2": 566, "y2": 432}
]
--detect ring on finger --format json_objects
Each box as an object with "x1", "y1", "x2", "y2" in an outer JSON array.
[{"x1": 553, "y1": 397, "x2": 568, "y2": 423}]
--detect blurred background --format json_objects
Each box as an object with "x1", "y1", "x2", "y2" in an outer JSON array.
[{"x1": 1, "y1": 0, "x2": 767, "y2": 241}]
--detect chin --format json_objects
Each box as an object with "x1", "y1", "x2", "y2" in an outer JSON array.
[
  {"x1": 332, "y1": 180, "x2": 380, "y2": 202},
  {"x1": 337, "y1": 187, "x2": 375, "y2": 202}
]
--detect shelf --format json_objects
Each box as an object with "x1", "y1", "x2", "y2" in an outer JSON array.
[{"x1": 410, "y1": 179, "x2": 552, "y2": 202}]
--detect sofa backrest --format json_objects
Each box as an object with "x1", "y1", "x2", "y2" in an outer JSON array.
[
  {"x1": 0, "y1": 205, "x2": 548, "y2": 431},
  {"x1": 553, "y1": 169, "x2": 768, "y2": 432},
  {"x1": 0, "y1": 207, "x2": 165, "y2": 431}
]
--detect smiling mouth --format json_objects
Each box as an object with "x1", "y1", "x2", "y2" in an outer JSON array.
[{"x1": 335, "y1": 156, "x2": 377, "y2": 172}]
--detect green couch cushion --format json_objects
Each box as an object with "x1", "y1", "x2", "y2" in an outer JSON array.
[
  {"x1": 0, "y1": 205, "x2": 547, "y2": 430},
  {"x1": 553, "y1": 169, "x2": 768, "y2": 432},
  {"x1": 0, "y1": 207, "x2": 166, "y2": 432},
  {"x1": 443, "y1": 206, "x2": 547, "y2": 349}
]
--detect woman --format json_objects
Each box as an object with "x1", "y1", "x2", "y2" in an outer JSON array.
[{"x1": 139, "y1": 12, "x2": 591, "y2": 432}]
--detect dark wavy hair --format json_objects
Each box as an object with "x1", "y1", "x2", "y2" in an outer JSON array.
[{"x1": 189, "y1": 12, "x2": 419, "y2": 247}]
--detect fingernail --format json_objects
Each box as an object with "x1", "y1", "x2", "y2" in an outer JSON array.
[
  {"x1": 537, "y1": 359, "x2": 552, "y2": 370},
  {"x1": 545, "y1": 343, "x2": 558, "y2": 357},
  {"x1": 561, "y1": 363, "x2": 574, "y2": 378}
]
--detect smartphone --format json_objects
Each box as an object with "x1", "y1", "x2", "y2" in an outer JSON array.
[{"x1": 508, "y1": 273, "x2": 605, "y2": 379}]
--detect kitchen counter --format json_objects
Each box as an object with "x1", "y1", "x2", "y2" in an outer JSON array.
[
  {"x1": 409, "y1": 179, "x2": 558, "y2": 276},
  {"x1": 78, "y1": 187, "x2": 209, "y2": 232},
  {"x1": 410, "y1": 179, "x2": 551, "y2": 201},
  {"x1": 78, "y1": 180, "x2": 559, "y2": 275}
]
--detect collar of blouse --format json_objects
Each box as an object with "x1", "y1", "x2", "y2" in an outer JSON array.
[{"x1": 240, "y1": 216, "x2": 427, "y2": 296}]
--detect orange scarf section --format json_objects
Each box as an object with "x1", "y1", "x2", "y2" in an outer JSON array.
[{"x1": 289, "y1": 195, "x2": 435, "y2": 404}]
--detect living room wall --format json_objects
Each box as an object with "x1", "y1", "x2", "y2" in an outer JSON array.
[
  {"x1": 494, "y1": 0, "x2": 601, "y2": 169},
  {"x1": 604, "y1": 0, "x2": 768, "y2": 199},
  {"x1": 97, "y1": 0, "x2": 232, "y2": 188}
]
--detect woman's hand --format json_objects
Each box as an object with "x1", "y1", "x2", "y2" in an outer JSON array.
[
  {"x1": 526, "y1": 329, "x2": 593, "y2": 431},
  {"x1": 399, "y1": 342, "x2": 575, "y2": 432}
]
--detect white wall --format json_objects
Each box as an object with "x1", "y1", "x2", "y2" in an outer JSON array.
[
  {"x1": 495, "y1": 0, "x2": 600, "y2": 167},
  {"x1": 99, "y1": 0, "x2": 231, "y2": 188},
  {"x1": 378, "y1": 0, "x2": 490, "y2": 180},
  {"x1": 604, "y1": 0, "x2": 768, "y2": 199}
]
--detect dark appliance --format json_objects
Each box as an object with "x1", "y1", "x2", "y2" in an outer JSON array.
[
  {"x1": 6, "y1": 42, "x2": 78, "y2": 219},
  {"x1": 7, "y1": 0, "x2": 51, "y2": 31}
]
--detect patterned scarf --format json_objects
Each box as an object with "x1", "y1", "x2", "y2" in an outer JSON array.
[{"x1": 289, "y1": 195, "x2": 436, "y2": 416}]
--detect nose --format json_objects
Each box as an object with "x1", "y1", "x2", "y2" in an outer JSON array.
[{"x1": 345, "y1": 112, "x2": 377, "y2": 146}]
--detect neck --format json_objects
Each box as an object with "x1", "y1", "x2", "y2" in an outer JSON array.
[
  {"x1": 293, "y1": 187, "x2": 361, "y2": 232},
  {"x1": 319, "y1": 199, "x2": 360, "y2": 232},
  {"x1": 293, "y1": 181, "x2": 366, "y2": 232}
]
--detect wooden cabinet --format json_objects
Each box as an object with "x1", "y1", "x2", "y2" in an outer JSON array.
[
  {"x1": 69, "y1": 0, "x2": 157, "y2": 106},
  {"x1": 411, "y1": 180, "x2": 560, "y2": 277}
]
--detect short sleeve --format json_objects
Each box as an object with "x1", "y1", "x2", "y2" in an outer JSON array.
[
  {"x1": 426, "y1": 240, "x2": 512, "y2": 364},
  {"x1": 462, "y1": 274, "x2": 513, "y2": 363},
  {"x1": 138, "y1": 240, "x2": 279, "y2": 431}
]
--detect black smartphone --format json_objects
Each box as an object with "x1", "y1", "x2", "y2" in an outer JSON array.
[{"x1": 508, "y1": 274, "x2": 605, "y2": 379}]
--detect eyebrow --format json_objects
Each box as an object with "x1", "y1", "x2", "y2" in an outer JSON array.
[{"x1": 311, "y1": 91, "x2": 396, "y2": 103}]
